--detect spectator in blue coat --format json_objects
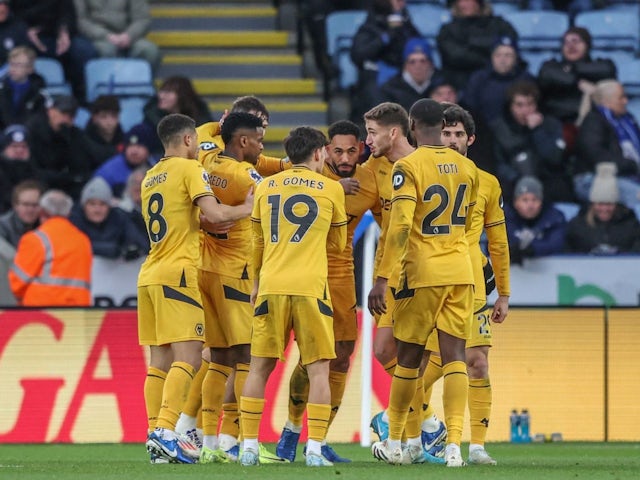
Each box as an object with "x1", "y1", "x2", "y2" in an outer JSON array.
[
  {"x1": 70, "y1": 176, "x2": 148, "y2": 260},
  {"x1": 505, "y1": 175, "x2": 567, "y2": 264},
  {"x1": 93, "y1": 122, "x2": 155, "y2": 198}
]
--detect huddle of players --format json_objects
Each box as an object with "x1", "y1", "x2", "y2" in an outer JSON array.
[{"x1": 139, "y1": 95, "x2": 510, "y2": 467}]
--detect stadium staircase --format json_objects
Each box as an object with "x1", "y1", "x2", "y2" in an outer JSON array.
[{"x1": 148, "y1": 0, "x2": 327, "y2": 157}]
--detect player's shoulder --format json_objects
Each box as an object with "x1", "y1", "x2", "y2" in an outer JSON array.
[{"x1": 478, "y1": 168, "x2": 500, "y2": 188}]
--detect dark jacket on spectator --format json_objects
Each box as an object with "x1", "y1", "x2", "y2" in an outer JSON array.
[
  {"x1": 505, "y1": 203, "x2": 567, "y2": 261},
  {"x1": 0, "y1": 154, "x2": 38, "y2": 213},
  {"x1": 0, "y1": 72, "x2": 47, "y2": 129},
  {"x1": 69, "y1": 204, "x2": 148, "y2": 259},
  {"x1": 0, "y1": 13, "x2": 30, "y2": 65},
  {"x1": 491, "y1": 111, "x2": 573, "y2": 202},
  {"x1": 575, "y1": 106, "x2": 639, "y2": 177},
  {"x1": 436, "y1": 14, "x2": 517, "y2": 91},
  {"x1": 537, "y1": 56, "x2": 616, "y2": 123},
  {"x1": 84, "y1": 120, "x2": 125, "y2": 166},
  {"x1": 379, "y1": 69, "x2": 447, "y2": 113},
  {"x1": 565, "y1": 204, "x2": 640, "y2": 254},
  {"x1": 12, "y1": 0, "x2": 78, "y2": 36},
  {"x1": 26, "y1": 112, "x2": 104, "y2": 200}
]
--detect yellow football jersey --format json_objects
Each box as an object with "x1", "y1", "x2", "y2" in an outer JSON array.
[
  {"x1": 322, "y1": 163, "x2": 381, "y2": 279},
  {"x1": 385, "y1": 145, "x2": 478, "y2": 288},
  {"x1": 361, "y1": 155, "x2": 396, "y2": 277},
  {"x1": 196, "y1": 121, "x2": 290, "y2": 176},
  {"x1": 200, "y1": 153, "x2": 263, "y2": 278},
  {"x1": 252, "y1": 166, "x2": 348, "y2": 298},
  {"x1": 138, "y1": 156, "x2": 214, "y2": 287}
]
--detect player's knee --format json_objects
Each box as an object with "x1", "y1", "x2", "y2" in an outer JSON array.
[{"x1": 466, "y1": 354, "x2": 489, "y2": 379}]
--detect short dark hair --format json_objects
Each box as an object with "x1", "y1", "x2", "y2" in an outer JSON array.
[
  {"x1": 328, "y1": 120, "x2": 361, "y2": 141},
  {"x1": 12, "y1": 179, "x2": 43, "y2": 206},
  {"x1": 231, "y1": 95, "x2": 270, "y2": 122},
  {"x1": 157, "y1": 113, "x2": 195, "y2": 148},
  {"x1": 363, "y1": 102, "x2": 409, "y2": 136},
  {"x1": 284, "y1": 127, "x2": 327, "y2": 164},
  {"x1": 90, "y1": 94, "x2": 120, "y2": 114},
  {"x1": 506, "y1": 80, "x2": 540, "y2": 105},
  {"x1": 409, "y1": 99, "x2": 444, "y2": 128},
  {"x1": 443, "y1": 104, "x2": 475, "y2": 137},
  {"x1": 220, "y1": 112, "x2": 264, "y2": 144}
]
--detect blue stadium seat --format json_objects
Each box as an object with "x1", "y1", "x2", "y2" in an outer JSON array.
[
  {"x1": 553, "y1": 202, "x2": 581, "y2": 222},
  {"x1": 326, "y1": 10, "x2": 367, "y2": 90},
  {"x1": 84, "y1": 58, "x2": 155, "y2": 102},
  {"x1": 34, "y1": 58, "x2": 72, "y2": 96},
  {"x1": 119, "y1": 97, "x2": 146, "y2": 132},
  {"x1": 521, "y1": 51, "x2": 554, "y2": 76},
  {"x1": 627, "y1": 97, "x2": 640, "y2": 122},
  {"x1": 502, "y1": 11, "x2": 569, "y2": 52},
  {"x1": 574, "y1": 11, "x2": 639, "y2": 53},
  {"x1": 634, "y1": 204, "x2": 640, "y2": 221},
  {"x1": 616, "y1": 58, "x2": 640, "y2": 98},
  {"x1": 491, "y1": 2, "x2": 521, "y2": 16},
  {"x1": 73, "y1": 106, "x2": 90, "y2": 129},
  {"x1": 406, "y1": 4, "x2": 451, "y2": 39}
]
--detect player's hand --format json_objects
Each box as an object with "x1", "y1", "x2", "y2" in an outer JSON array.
[
  {"x1": 250, "y1": 280, "x2": 259, "y2": 306},
  {"x1": 368, "y1": 277, "x2": 388, "y2": 315},
  {"x1": 339, "y1": 177, "x2": 360, "y2": 195},
  {"x1": 200, "y1": 215, "x2": 234, "y2": 235},
  {"x1": 491, "y1": 295, "x2": 509, "y2": 323},
  {"x1": 242, "y1": 186, "x2": 255, "y2": 214}
]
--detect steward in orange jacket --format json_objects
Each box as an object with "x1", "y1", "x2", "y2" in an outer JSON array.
[{"x1": 9, "y1": 190, "x2": 93, "y2": 306}]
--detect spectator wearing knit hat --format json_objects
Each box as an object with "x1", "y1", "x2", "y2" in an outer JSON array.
[
  {"x1": 69, "y1": 176, "x2": 148, "y2": 260},
  {"x1": 93, "y1": 122, "x2": 156, "y2": 198},
  {"x1": 0, "y1": 124, "x2": 37, "y2": 212},
  {"x1": 378, "y1": 37, "x2": 446, "y2": 113},
  {"x1": 565, "y1": 162, "x2": 640, "y2": 254},
  {"x1": 504, "y1": 175, "x2": 567, "y2": 263},
  {"x1": 84, "y1": 94, "x2": 125, "y2": 162}
]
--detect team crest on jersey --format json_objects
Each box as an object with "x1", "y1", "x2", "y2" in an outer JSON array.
[
  {"x1": 199, "y1": 141, "x2": 218, "y2": 151},
  {"x1": 393, "y1": 171, "x2": 405, "y2": 190},
  {"x1": 248, "y1": 168, "x2": 263, "y2": 184}
]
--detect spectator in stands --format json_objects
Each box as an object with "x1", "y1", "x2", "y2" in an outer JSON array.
[
  {"x1": 379, "y1": 37, "x2": 445, "y2": 113},
  {"x1": 575, "y1": 80, "x2": 640, "y2": 209},
  {"x1": 565, "y1": 162, "x2": 640, "y2": 254},
  {"x1": 505, "y1": 175, "x2": 567, "y2": 264},
  {"x1": 0, "y1": 46, "x2": 46, "y2": 129},
  {"x1": 9, "y1": 189, "x2": 92, "y2": 306},
  {"x1": 350, "y1": 0, "x2": 419, "y2": 125},
  {"x1": 428, "y1": 81, "x2": 459, "y2": 104},
  {"x1": 537, "y1": 27, "x2": 616, "y2": 151},
  {"x1": 94, "y1": 123, "x2": 155, "y2": 198},
  {"x1": 0, "y1": 180, "x2": 42, "y2": 305},
  {"x1": 0, "y1": 124, "x2": 38, "y2": 212},
  {"x1": 437, "y1": 0, "x2": 518, "y2": 92},
  {"x1": 117, "y1": 166, "x2": 148, "y2": 253},
  {"x1": 26, "y1": 94, "x2": 104, "y2": 200},
  {"x1": 84, "y1": 94, "x2": 125, "y2": 163},
  {"x1": 0, "y1": 0, "x2": 29, "y2": 70},
  {"x1": 143, "y1": 75, "x2": 212, "y2": 154},
  {"x1": 524, "y1": 1, "x2": 604, "y2": 23},
  {"x1": 491, "y1": 80, "x2": 573, "y2": 203},
  {"x1": 74, "y1": 0, "x2": 162, "y2": 74},
  {"x1": 70, "y1": 176, "x2": 148, "y2": 260},
  {"x1": 11, "y1": 0, "x2": 98, "y2": 101}
]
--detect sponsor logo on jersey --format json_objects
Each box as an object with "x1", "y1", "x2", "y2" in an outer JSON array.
[
  {"x1": 199, "y1": 141, "x2": 218, "y2": 151},
  {"x1": 393, "y1": 172, "x2": 404, "y2": 190},
  {"x1": 248, "y1": 168, "x2": 263, "y2": 184}
]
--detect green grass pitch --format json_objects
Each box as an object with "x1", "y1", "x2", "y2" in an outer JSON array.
[{"x1": 1, "y1": 442, "x2": 639, "y2": 479}]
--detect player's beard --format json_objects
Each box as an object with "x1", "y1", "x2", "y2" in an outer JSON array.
[{"x1": 335, "y1": 163, "x2": 356, "y2": 178}]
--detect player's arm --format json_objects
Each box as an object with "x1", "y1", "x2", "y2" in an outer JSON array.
[
  {"x1": 250, "y1": 215, "x2": 264, "y2": 305},
  {"x1": 465, "y1": 168, "x2": 479, "y2": 233},
  {"x1": 327, "y1": 186, "x2": 348, "y2": 254},
  {"x1": 255, "y1": 154, "x2": 291, "y2": 176},
  {"x1": 484, "y1": 180, "x2": 510, "y2": 323},
  {"x1": 196, "y1": 189, "x2": 253, "y2": 224},
  {"x1": 368, "y1": 213, "x2": 394, "y2": 315}
]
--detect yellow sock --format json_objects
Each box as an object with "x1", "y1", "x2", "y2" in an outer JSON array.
[
  {"x1": 144, "y1": 367, "x2": 166, "y2": 432},
  {"x1": 469, "y1": 377, "x2": 492, "y2": 446},
  {"x1": 442, "y1": 360, "x2": 468, "y2": 446},
  {"x1": 183, "y1": 359, "x2": 208, "y2": 417},
  {"x1": 156, "y1": 362, "x2": 195, "y2": 430},
  {"x1": 288, "y1": 362, "x2": 309, "y2": 427},
  {"x1": 201, "y1": 362, "x2": 233, "y2": 436},
  {"x1": 405, "y1": 376, "x2": 424, "y2": 439},
  {"x1": 328, "y1": 370, "x2": 347, "y2": 427},
  {"x1": 196, "y1": 405, "x2": 202, "y2": 429},
  {"x1": 240, "y1": 396, "x2": 265, "y2": 440},
  {"x1": 307, "y1": 403, "x2": 331, "y2": 442},
  {"x1": 234, "y1": 363, "x2": 250, "y2": 406},
  {"x1": 388, "y1": 365, "x2": 419, "y2": 441},
  {"x1": 422, "y1": 355, "x2": 443, "y2": 420},
  {"x1": 220, "y1": 402, "x2": 240, "y2": 438},
  {"x1": 383, "y1": 358, "x2": 397, "y2": 377}
]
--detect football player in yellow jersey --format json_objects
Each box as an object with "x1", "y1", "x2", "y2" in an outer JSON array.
[
  {"x1": 370, "y1": 99, "x2": 479, "y2": 467},
  {"x1": 274, "y1": 120, "x2": 381, "y2": 463},
  {"x1": 419, "y1": 104, "x2": 510, "y2": 465},
  {"x1": 194, "y1": 112, "x2": 271, "y2": 463},
  {"x1": 139, "y1": 113, "x2": 254, "y2": 464},
  {"x1": 240, "y1": 127, "x2": 348, "y2": 467}
]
